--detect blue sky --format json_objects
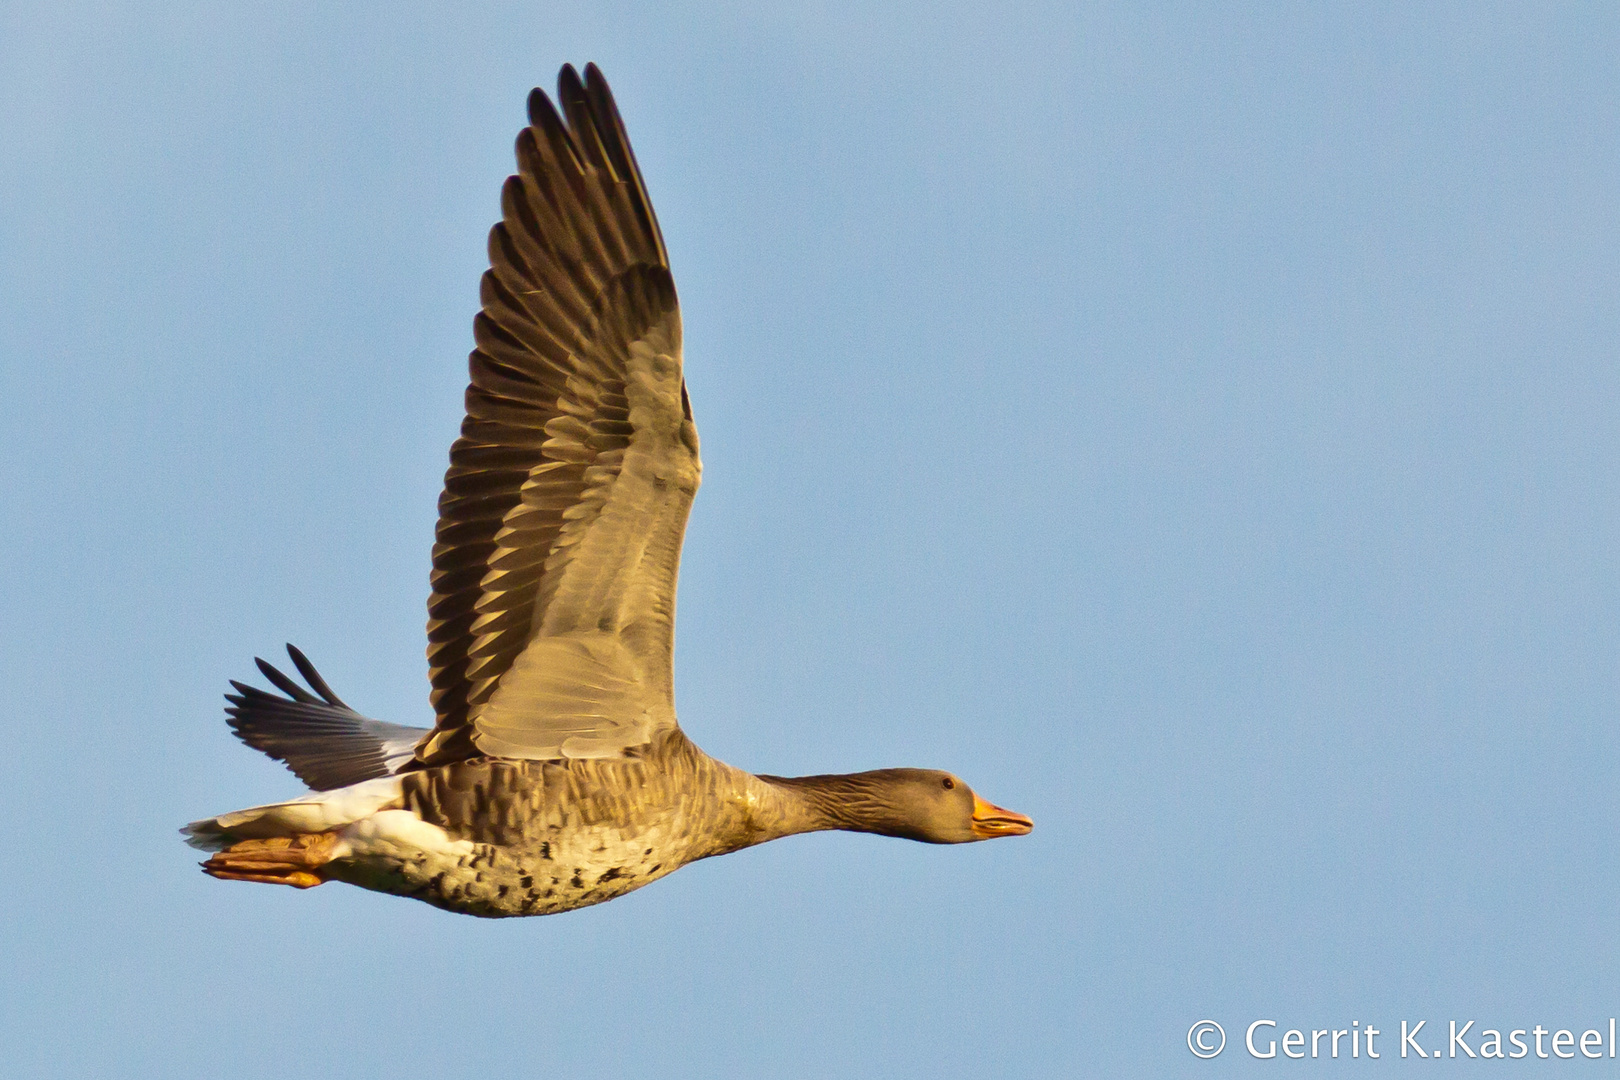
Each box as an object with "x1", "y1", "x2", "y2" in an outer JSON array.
[{"x1": 2, "y1": 2, "x2": 1617, "y2": 1076}]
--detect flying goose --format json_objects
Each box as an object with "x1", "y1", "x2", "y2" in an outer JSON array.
[{"x1": 183, "y1": 65, "x2": 1031, "y2": 918}]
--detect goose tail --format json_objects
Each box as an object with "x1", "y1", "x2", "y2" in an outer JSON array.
[{"x1": 181, "y1": 776, "x2": 405, "y2": 852}]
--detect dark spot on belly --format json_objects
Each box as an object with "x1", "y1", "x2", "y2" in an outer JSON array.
[
  {"x1": 520, "y1": 875, "x2": 533, "y2": 888},
  {"x1": 649, "y1": 864, "x2": 662, "y2": 874},
  {"x1": 598, "y1": 867, "x2": 622, "y2": 883},
  {"x1": 539, "y1": 842, "x2": 552, "y2": 860},
  {"x1": 570, "y1": 870, "x2": 584, "y2": 889},
  {"x1": 644, "y1": 848, "x2": 653, "y2": 855},
  {"x1": 498, "y1": 884, "x2": 509, "y2": 898}
]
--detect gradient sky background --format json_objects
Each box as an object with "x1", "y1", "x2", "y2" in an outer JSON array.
[{"x1": 3, "y1": 2, "x2": 1618, "y2": 1077}]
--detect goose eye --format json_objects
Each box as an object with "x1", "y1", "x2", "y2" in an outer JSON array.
[{"x1": 941, "y1": 777, "x2": 955, "y2": 790}]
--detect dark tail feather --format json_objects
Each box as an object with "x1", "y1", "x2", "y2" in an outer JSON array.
[{"x1": 225, "y1": 645, "x2": 428, "y2": 791}]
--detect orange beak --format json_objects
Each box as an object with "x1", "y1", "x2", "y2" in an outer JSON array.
[{"x1": 970, "y1": 793, "x2": 1034, "y2": 839}]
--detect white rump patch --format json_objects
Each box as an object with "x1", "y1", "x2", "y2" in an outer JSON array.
[{"x1": 181, "y1": 776, "x2": 404, "y2": 851}]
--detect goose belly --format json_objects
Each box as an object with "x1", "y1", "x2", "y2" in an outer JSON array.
[{"x1": 327, "y1": 809, "x2": 684, "y2": 918}]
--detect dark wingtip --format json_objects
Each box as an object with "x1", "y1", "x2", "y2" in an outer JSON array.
[
  {"x1": 285, "y1": 644, "x2": 348, "y2": 708},
  {"x1": 558, "y1": 63, "x2": 584, "y2": 100},
  {"x1": 253, "y1": 656, "x2": 317, "y2": 703},
  {"x1": 526, "y1": 86, "x2": 550, "y2": 128}
]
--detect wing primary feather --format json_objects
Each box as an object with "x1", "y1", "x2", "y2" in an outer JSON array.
[
  {"x1": 285, "y1": 643, "x2": 350, "y2": 708},
  {"x1": 527, "y1": 86, "x2": 585, "y2": 177},
  {"x1": 582, "y1": 63, "x2": 668, "y2": 267},
  {"x1": 255, "y1": 656, "x2": 320, "y2": 704},
  {"x1": 580, "y1": 64, "x2": 631, "y2": 183},
  {"x1": 557, "y1": 65, "x2": 611, "y2": 173}
]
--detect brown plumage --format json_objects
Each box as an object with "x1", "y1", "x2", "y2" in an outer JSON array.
[{"x1": 183, "y1": 64, "x2": 1031, "y2": 919}]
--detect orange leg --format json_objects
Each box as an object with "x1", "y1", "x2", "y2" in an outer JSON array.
[{"x1": 201, "y1": 832, "x2": 337, "y2": 889}]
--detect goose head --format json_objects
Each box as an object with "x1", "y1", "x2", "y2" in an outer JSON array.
[{"x1": 890, "y1": 769, "x2": 1035, "y2": 843}]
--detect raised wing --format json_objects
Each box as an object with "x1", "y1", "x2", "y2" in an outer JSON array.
[{"x1": 415, "y1": 65, "x2": 700, "y2": 768}]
